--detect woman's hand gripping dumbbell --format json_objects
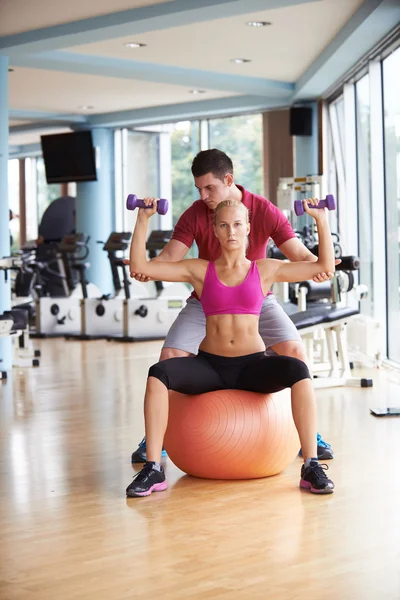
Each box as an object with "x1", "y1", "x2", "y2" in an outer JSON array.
[
  {"x1": 298, "y1": 196, "x2": 341, "y2": 282},
  {"x1": 124, "y1": 195, "x2": 167, "y2": 282},
  {"x1": 126, "y1": 194, "x2": 169, "y2": 215},
  {"x1": 294, "y1": 194, "x2": 335, "y2": 216}
]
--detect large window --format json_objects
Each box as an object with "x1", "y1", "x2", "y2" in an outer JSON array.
[
  {"x1": 209, "y1": 114, "x2": 263, "y2": 195},
  {"x1": 356, "y1": 74, "x2": 373, "y2": 316},
  {"x1": 123, "y1": 130, "x2": 160, "y2": 234},
  {"x1": 36, "y1": 157, "x2": 61, "y2": 223},
  {"x1": 170, "y1": 121, "x2": 200, "y2": 227},
  {"x1": 383, "y1": 47, "x2": 400, "y2": 363},
  {"x1": 8, "y1": 159, "x2": 20, "y2": 252}
]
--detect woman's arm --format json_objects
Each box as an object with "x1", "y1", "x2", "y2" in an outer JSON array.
[
  {"x1": 129, "y1": 199, "x2": 202, "y2": 284},
  {"x1": 260, "y1": 199, "x2": 335, "y2": 284}
]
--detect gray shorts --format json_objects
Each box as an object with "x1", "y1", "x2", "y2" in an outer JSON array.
[{"x1": 163, "y1": 295, "x2": 302, "y2": 356}]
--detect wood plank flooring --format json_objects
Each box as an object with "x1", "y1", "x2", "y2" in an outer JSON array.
[{"x1": 1, "y1": 338, "x2": 400, "y2": 600}]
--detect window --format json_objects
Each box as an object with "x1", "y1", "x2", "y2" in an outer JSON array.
[
  {"x1": 355, "y1": 74, "x2": 373, "y2": 316},
  {"x1": 383, "y1": 47, "x2": 400, "y2": 362},
  {"x1": 123, "y1": 130, "x2": 160, "y2": 234},
  {"x1": 36, "y1": 157, "x2": 62, "y2": 223},
  {"x1": 171, "y1": 121, "x2": 200, "y2": 227},
  {"x1": 208, "y1": 114, "x2": 263, "y2": 195},
  {"x1": 8, "y1": 159, "x2": 20, "y2": 252}
]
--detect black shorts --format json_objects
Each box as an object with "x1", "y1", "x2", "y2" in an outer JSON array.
[{"x1": 148, "y1": 350, "x2": 310, "y2": 395}]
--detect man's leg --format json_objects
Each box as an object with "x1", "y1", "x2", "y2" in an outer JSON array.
[
  {"x1": 131, "y1": 298, "x2": 206, "y2": 462},
  {"x1": 259, "y1": 296, "x2": 334, "y2": 460}
]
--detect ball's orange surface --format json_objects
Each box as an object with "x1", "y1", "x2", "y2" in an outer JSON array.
[{"x1": 164, "y1": 388, "x2": 300, "y2": 480}]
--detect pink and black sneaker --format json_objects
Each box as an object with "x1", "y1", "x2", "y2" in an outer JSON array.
[
  {"x1": 300, "y1": 461, "x2": 335, "y2": 494},
  {"x1": 126, "y1": 462, "x2": 168, "y2": 497}
]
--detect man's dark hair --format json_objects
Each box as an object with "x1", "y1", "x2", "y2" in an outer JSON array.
[{"x1": 191, "y1": 149, "x2": 233, "y2": 181}]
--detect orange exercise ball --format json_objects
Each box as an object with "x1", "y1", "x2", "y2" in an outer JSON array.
[{"x1": 164, "y1": 388, "x2": 300, "y2": 480}]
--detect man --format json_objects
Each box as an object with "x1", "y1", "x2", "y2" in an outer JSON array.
[{"x1": 130, "y1": 149, "x2": 334, "y2": 462}]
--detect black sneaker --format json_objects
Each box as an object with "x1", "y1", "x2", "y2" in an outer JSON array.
[
  {"x1": 126, "y1": 462, "x2": 168, "y2": 498},
  {"x1": 300, "y1": 461, "x2": 335, "y2": 494},
  {"x1": 131, "y1": 436, "x2": 168, "y2": 463}
]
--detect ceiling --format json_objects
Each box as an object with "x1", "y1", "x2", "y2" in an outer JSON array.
[{"x1": 2, "y1": 0, "x2": 399, "y2": 151}]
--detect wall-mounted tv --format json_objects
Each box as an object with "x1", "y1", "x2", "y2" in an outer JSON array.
[{"x1": 40, "y1": 131, "x2": 97, "y2": 184}]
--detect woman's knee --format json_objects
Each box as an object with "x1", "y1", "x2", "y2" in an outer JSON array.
[{"x1": 283, "y1": 356, "x2": 311, "y2": 385}]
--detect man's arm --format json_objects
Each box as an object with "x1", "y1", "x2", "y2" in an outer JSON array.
[
  {"x1": 278, "y1": 238, "x2": 317, "y2": 263},
  {"x1": 278, "y1": 237, "x2": 339, "y2": 282},
  {"x1": 152, "y1": 239, "x2": 190, "y2": 263}
]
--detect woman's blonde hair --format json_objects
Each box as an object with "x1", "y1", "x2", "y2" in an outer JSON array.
[{"x1": 213, "y1": 199, "x2": 249, "y2": 225}]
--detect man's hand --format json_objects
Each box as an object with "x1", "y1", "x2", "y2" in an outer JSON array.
[
  {"x1": 312, "y1": 258, "x2": 341, "y2": 283},
  {"x1": 122, "y1": 259, "x2": 152, "y2": 282}
]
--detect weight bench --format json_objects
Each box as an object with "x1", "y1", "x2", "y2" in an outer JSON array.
[{"x1": 289, "y1": 305, "x2": 373, "y2": 389}]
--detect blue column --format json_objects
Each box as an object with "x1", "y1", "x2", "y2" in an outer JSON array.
[
  {"x1": 294, "y1": 102, "x2": 319, "y2": 177},
  {"x1": 0, "y1": 56, "x2": 12, "y2": 373},
  {"x1": 75, "y1": 128, "x2": 115, "y2": 294}
]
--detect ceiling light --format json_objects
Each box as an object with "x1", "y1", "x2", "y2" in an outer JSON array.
[
  {"x1": 246, "y1": 21, "x2": 271, "y2": 27},
  {"x1": 79, "y1": 105, "x2": 94, "y2": 110},
  {"x1": 124, "y1": 42, "x2": 146, "y2": 48},
  {"x1": 189, "y1": 89, "x2": 206, "y2": 94},
  {"x1": 230, "y1": 58, "x2": 252, "y2": 64}
]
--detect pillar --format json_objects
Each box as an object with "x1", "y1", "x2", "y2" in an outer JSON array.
[{"x1": 75, "y1": 128, "x2": 115, "y2": 294}]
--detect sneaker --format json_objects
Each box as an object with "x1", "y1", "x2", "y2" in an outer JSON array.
[
  {"x1": 300, "y1": 461, "x2": 335, "y2": 494},
  {"x1": 131, "y1": 437, "x2": 168, "y2": 463},
  {"x1": 316, "y1": 432, "x2": 334, "y2": 460},
  {"x1": 299, "y1": 432, "x2": 334, "y2": 460},
  {"x1": 126, "y1": 462, "x2": 168, "y2": 497}
]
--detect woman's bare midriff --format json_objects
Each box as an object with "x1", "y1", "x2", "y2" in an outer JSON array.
[{"x1": 198, "y1": 314, "x2": 265, "y2": 357}]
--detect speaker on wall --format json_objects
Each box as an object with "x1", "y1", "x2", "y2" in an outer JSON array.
[{"x1": 290, "y1": 107, "x2": 313, "y2": 136}]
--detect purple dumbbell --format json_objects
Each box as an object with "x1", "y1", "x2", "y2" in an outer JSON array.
[
  {"x1": 126, "y1": 194, "x2": 169, "y2": 215},
  {"x1": 294, "y1": 194, "x2": 336, "y2": 216}
]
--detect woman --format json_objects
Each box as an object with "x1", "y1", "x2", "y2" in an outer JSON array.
[{"x1": 126, "y1": 197, "x2": 335, "y2": 498}]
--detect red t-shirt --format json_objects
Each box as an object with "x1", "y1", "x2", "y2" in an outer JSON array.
[
  {"x1": 171, "y1": 185, "x2": 296, "y2": 298},
  {"x1": 172, "y1": 185, "x2": 295, "y2": 261}
]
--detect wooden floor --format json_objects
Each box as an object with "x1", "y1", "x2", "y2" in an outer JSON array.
[{"x1": 1, "y1": 338, "x2": 400, "y2": 600}]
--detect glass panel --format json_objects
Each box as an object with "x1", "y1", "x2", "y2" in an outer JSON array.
[
  {"x1": 383, "y1": 47, "x2": 400, "y2": 362},
  {"x1": 124, "y1": 130, "x2": 160, "y2": 234},
  {"x1": 171, "y1": 121, "x2": 200, "y2": 229},
  {"x1": 208, "y1": 114, "x2": 263, "y2": 194},
  {"x1": 356, "y1": 74, "x2": 373, "y2": 316},
  {"x1": 36, "y1": 157, "x2": 61, "y2": 224},
  {"x1": 8, "y1": 159, "x2": 20, "y2": 252}
]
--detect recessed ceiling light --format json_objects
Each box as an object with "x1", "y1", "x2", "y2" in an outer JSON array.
[
  {"x1": 189, "y1": 89, "x2": 206, "y2": 94},
  {"x1": 79, "y1": 105, "x2": 94, "y2": 110},
  {"x1": 246, "y1": 21, "x2": 271, "y2": 27},
  {"x1": 124, "y1": 42, "x2": 146, "y2": 48},
  {"x1": 230, "y1": 58, "x2": 252, "y2": 64}
]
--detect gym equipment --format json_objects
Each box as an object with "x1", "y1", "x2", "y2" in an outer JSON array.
[
  {"x1": 126, "y1": 194, "x2": 168, "y2": 215},
  {"x1": 164, "y1": 388, "x2": 299, "y2": 480},
  {"x1": 0, "y1": 257, "x2": 41, "y2": 372},
  {"x1": 121, "y1": 229, "x2": 188, "y2": 341},
  {"x1": 34, "y1": 234, "x2": 100, "y2": 337},
  {"x1": 78, "y1": 232, "x2": 143, "y2": 339},
  {"x1": 290, "y1": 306, "x2": 373, "y2": 389},
  {"x1": 294, "y1": 195, "x2": 335, "y2": 216}
]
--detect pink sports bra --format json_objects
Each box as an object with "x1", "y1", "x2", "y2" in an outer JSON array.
[{"x1": 200, "y1": 261, "x2": 265, "y2": 317}]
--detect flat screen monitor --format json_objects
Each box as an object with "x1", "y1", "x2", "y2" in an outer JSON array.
[{"x1": 40, "y1": 131, "x2": 97, "y2": 184}]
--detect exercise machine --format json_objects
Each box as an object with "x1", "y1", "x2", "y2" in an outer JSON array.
[
  {"x1": 0, "y1": 256, "x2": 41, "y2": 374},
  {"x1": 78, "y1": 232, "x2": 147, "y2": 339},
  {"x1": 122, "y1": 229, "x2": 188, "y2": 341},
  {"x1": 34, "y1": 234, "x2": 100, "y2": 337}
]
